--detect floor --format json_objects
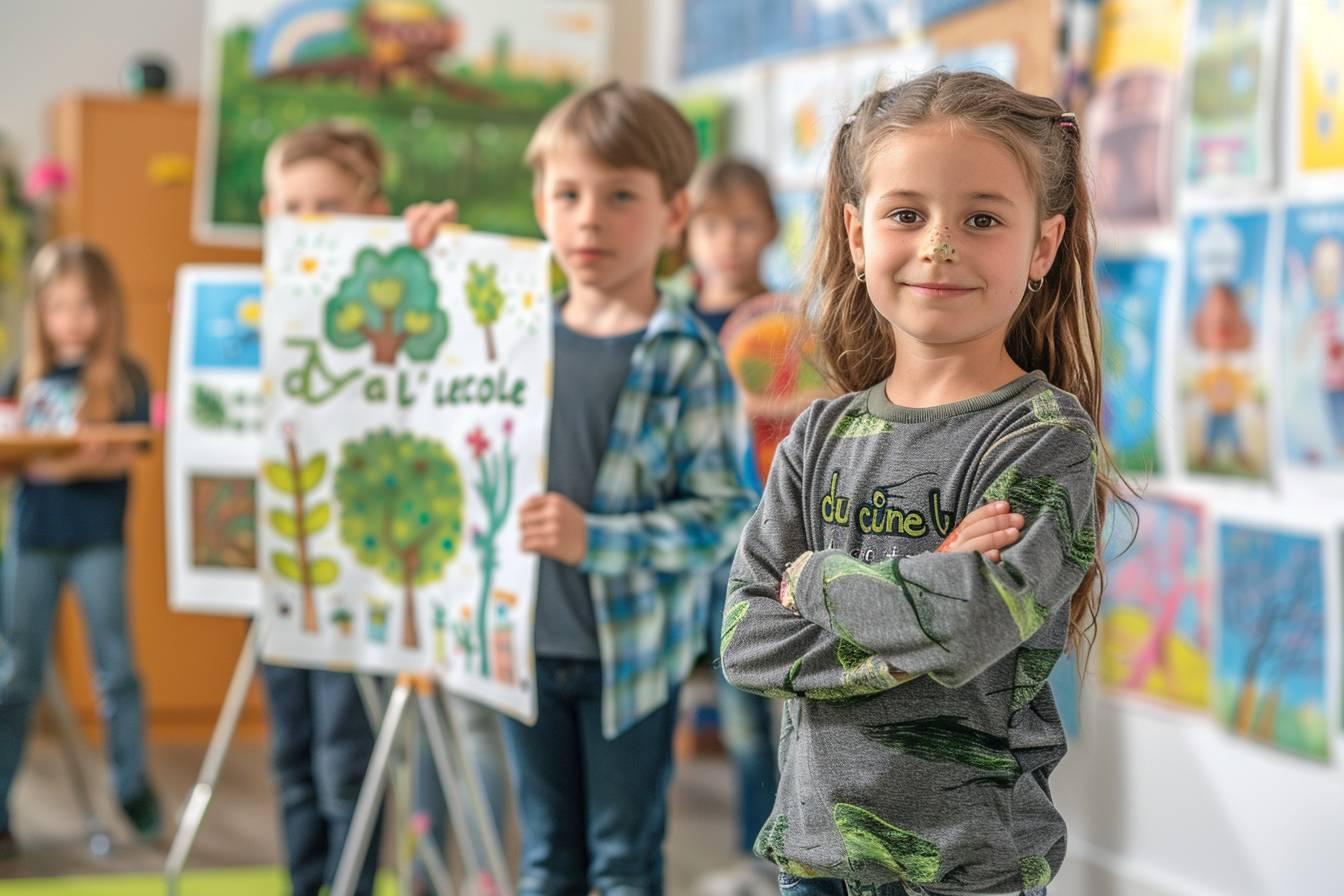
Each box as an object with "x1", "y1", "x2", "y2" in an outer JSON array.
[{"x1": 0, "y1": 705, "x2": 746, "y2": 894}]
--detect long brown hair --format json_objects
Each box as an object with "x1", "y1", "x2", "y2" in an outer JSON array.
[
  {"x1": 23, "y1": 239, "x2": 131, "y2": 423},
  {"x1": 808, "y1": 70, "x2": 1119, "y2": 657}
]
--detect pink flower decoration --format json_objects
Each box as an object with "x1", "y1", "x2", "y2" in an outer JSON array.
[
  {"x1": 503, "y1": 419, "x2": 514, "y2": 437},
  {"x1": 24, "y1": 159, "x2": 69, "y2": 202},
  {"x1": 467, "y1": 426, "x2": 490, "y2": 459}
]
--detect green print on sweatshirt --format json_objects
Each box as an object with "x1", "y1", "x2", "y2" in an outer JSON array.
[{"x1": 832, "y1": 803, "x2": 941, "y2": 882}]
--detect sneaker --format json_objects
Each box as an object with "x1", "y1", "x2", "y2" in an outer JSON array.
[
  {"x1": 696, "y1": 858, "x2": 779, "y2": 896},
  {"x1": 0, "y1": 828, "x2": 17, "y2": 861},
  {"x1": 120, "y1": 788, "x2": 161, "y2": 839}
]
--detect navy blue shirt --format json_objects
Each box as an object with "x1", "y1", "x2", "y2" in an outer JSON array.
[{"x1": 2, "y1": 358, "x2": 151, "y2": 550}]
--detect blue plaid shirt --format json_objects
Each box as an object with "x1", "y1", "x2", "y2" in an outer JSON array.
[{"x1": 577, "y1": 298, "x2": 756, "y2": 738}]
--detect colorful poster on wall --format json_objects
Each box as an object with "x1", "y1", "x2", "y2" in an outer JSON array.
[
  {"x1": 769, "y1": 57, "x2": 846, "y2": 187},
  {"x1": 196, "y1": 0, "x2": 608, "y2": 245},
  {"x1": 1097, "y1": 255, "x2": 1166, "y2": 474},
  {"x1": 259, "y1": 215, "x2": 551, "y2": 721},
  {"x1": 1086, "y1": 0, "x2": 1187, "y2": 227},
  {"x1": 762, "y1": 190, "x2": 820, "y2": 293},
  {"x1": 1182, "y1": 0, "x2": 1278, "y2": 187},
  {"x1": 1291, "y1": 0, "x2": 1344, "y2": 177},
  {"x1": 167, "y1": 266, "x2": 266, "y2": 616},
  {"x1": 1282, "y1": 202, "x2": 1344, "y2": 469},
  {"x1": 845, "y1": 45, "x2": 937, "y2": 107},
  {"x1": 1048, "y1": 652, "x2": 1082, "y2": 740},
  {"x1": 1100, "y1": 496, "x2": 1210, "y2": 710},
  {"x1": 678, "y1": 0, "x2": 913, "y2": 78},
  {"x1": 1215, "y1": 522, "x2": 1328, "y2": 762},
  {"x1": 1179, "y1": 209, "x2": 1272, "y2": 479}
]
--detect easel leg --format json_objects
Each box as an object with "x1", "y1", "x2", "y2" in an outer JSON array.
[
  {"x1": 42, "y1": 659, "x2": 110, "y2": 856},
  {"x1": 331, "y1": 675, "x2": 412, "y2": 896},
  {"x1": 421, "y1": 688, "x2": 513, "y2": 896},
  {"x1": 163, "y1": 620, "x2": 260, "y2": 896}
]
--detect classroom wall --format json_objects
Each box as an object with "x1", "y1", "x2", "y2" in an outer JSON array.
[{"x1": 0, "y1": 0, "x2": 651, "y2": 169}]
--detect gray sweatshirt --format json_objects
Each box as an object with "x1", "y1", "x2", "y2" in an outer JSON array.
[{"x1": 721, "y1": 371, "x2": 1098, "y2": 896}]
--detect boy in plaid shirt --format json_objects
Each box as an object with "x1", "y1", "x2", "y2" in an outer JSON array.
[{"x1": 509, "y1": 82, "x2": 755, "y2": 895}]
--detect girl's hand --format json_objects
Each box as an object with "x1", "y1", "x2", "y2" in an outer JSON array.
[
  {"x1": 778, "y1": 551, "x2": 814, "y2": 612},
  {"x1": 936, "y1": 501, "x2": 1024, "y2": 565},
  {"x1": 404, "y1": 200, "x2": 459, "y2": 250},
  {"x1": 519, "y1": 493, "x2": 588, "y2": 566}
]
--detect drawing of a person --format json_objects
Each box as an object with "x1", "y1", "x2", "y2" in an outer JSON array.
[{"x1": 1191, "y1": 281, "x2": 1255, "y2": 470}]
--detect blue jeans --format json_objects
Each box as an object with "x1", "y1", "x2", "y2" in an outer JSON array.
[
  {"x1": 779, "y1": 875, "x2": 1047, "y2": 896},
  {"x1": 261, "y1": 664, "x2": 382, "y2": 896},
  {"x1": 707, "y1": 560, "x2": 778, "y2": 855},
  {"x1": 0, "y1": 543, "x2": 148, "y2": 831},
  {"x1": 414, "y1": 694, "x2": 510, "y2": 887},
  {"x1": 501, "y1": 657, "x2": 680, "y2": 896}
]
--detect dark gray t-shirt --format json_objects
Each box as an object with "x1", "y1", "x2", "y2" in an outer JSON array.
[{"x1": 533, "y1": 317, "x2": 644, "y2": 659}]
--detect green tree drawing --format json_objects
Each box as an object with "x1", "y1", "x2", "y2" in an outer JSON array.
[
  {"x1": 325, "y1": 246, "x2": 449, "y2": 365},
  {"x1": 265, "y1": 428, "x2": 339, "y2": 634},
  {"x1": 465, "y1": 261, "x2": 506, "y2": 361},
  {"x1": 336, "y1": 430, "x2": 464, "y2": 650}
]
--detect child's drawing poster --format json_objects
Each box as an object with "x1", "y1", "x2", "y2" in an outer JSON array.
[
  {"x1": 1179, "y1": 210, "x2": 1272, "y2": 479},
  {"x1": 1100, "y1": 496, "x2": 1210, "y2": 710},
  {"x1": 167, "y1": 266, "x2": 266, "y2": 616},
  {"x1": 259, "y1": 215, "x2": 551, "y2": 722},
  {"x1": 1097, "y1": 255, "x2": 1166, "y2": 474},
  {"x1": 1182, "y1": 0, "x2": 1278, "y2": 187},
  {"x1": 1086, "y1": 0, "x2": 1187, "y2": 228},
  {"x1": 762, "y1": 190, "x2": 819, "y2": 293},
  {"x1": 196, "y1": 0, "x2": 608, "y2": 245},
  {"x1": 769, "y1": 56, "x2": 846, "y2": 188},
  {"x1": 1215, "y1": 521, "x2": 1329, "y2": 762},
  {"x1": 1291, "y1": 0, "x2": 1344, "y2": 178},
  {"x1": 1281, "y1": 202, "x2": 1344, "y2": 469}
]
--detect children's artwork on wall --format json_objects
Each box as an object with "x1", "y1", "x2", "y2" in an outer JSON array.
[
  {"x1": 719, "y1": 293, "x2": 831, "y2": 487},
  {"x1": 1215, "y1": 522, "x2": 1329, "y2": 762},
  {"x1": 1097, "y1": 255, "x2": 1166, "y2": 473},
  {"x1": 167, "y1": 266, "x2": 266, "y2": 617},
  {"x1": 678, "y1": 0, "x2": 912, "y2": 78},
  {"x1": 1182, "y1": 0, "x2": 1278, "y2": 188},
  {"x1": 769, "y1": 56, "x2": 846, "y2": 188},
  {"x1": 678, "y1": 94, "x2": 733, "y2": 160},
  {"x1": 1048, "y1": 652, "x2": 1082, "y2": 740},
  {"x1": 762, "y1": 190, "x2": 819, "y2": 293},
  {"x1": 1179, "y1": 210, "x2": 1272, "y2": 479},
  {"x1": 1282, "y1": 202, "x2": 1344, "y2": 469},
  {"x1": 259, "y1": 215, "x2": 551, "y2": 722},
  {"x1": 1100, "y1": 496, "x2": 1210, "y2": 710},
  {"x1": 1290, "y1": 0, "x2": 1344, "y2": 179},
  {"x1": 196, "y1": 0, "x2": 608, "y2": 245},
  {"x1": 1085, "y1": 0, "x2": 1187, "y2": 228}
]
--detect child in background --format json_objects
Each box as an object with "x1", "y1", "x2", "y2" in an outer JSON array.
[
  {"x1": 259, "y1": 121, "x2": 486, "y2": 896},
  {"x1": 507, "y1": 82, "x2": 756, "y2": 896},
  {"x1": 0, "y1": 239, "x2": 158, "y2": 857},
  {"x1": 683, "y1": 158, "x2": 782, "y2": 896},
  {"x1": 721, "y1": 71, "x2": 1120, "y2": 895}
]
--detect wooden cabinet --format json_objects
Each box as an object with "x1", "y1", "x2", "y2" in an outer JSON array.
[{"x1": 48, "y1": 94, "x2": 266, "y2": 742}]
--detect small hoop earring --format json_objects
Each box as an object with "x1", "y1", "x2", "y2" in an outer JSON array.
[
  {"x1": 1026, "y1": 278, "x2": 1044, "y2": 293},
  {"x1": 856, "y1": 270, "x2": 866, "y2": 283}
]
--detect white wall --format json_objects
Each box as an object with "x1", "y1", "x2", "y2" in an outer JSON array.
[{"x1": 0, "y1": 0, "x2": 649, "y2": 169}]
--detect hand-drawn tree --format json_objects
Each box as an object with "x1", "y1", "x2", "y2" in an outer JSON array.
[
  {"x1": 1220, "y1": 527, "x2": 1325, "y2": 737},
  {"x1": 265, "y1": 425, "x2": 340, "y2": 634},
  {"x1": 335, "y1": 430, "x2": 464, "y2": 650},
  {"x1": 465, "y1": 261, "x2": 506, "y2": 362},
  {"x1": 325, "y1": 246, "x2": 448, "y2": 365}
]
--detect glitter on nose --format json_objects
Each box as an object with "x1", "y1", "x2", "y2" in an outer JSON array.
[{"x1": 931, "y1": 242, "x2": 959, "y2": 262}]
